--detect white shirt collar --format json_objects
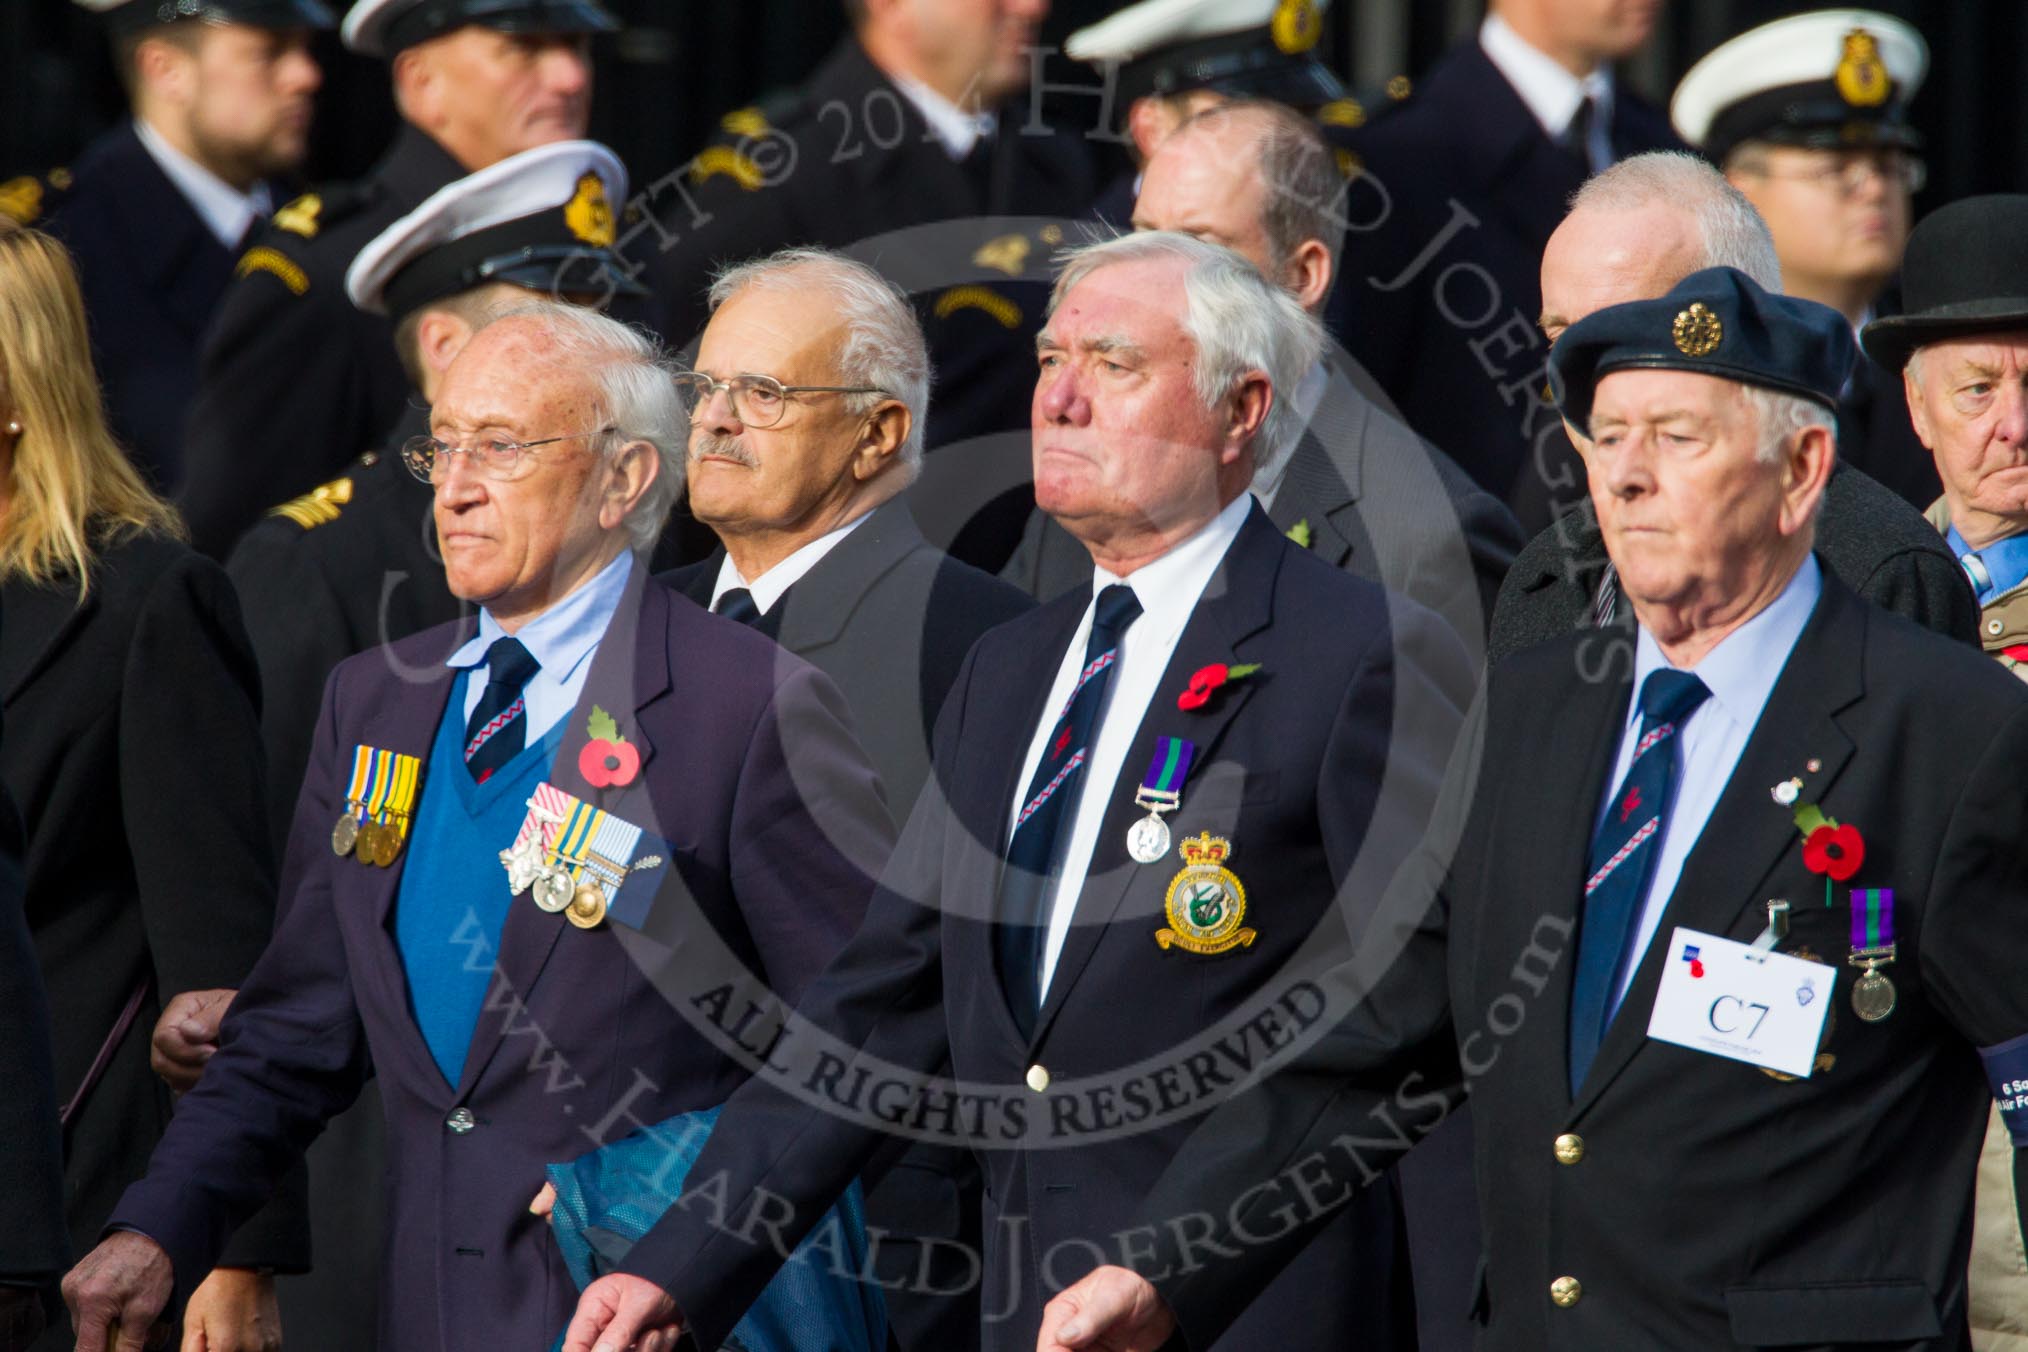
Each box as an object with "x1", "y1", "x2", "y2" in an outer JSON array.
[
  {"x1": 1479, "y1": 13, "x2": 1615, "y2": 144},
  {"x1": 1629, "y1": 553, "x2": 1823, "y2": 732},
  {"x1": 132, "y1": 116, "x2": 272, "y2": 250},
  {"x1": 709, "y1": 510, "x2": 873, "y2": 616},
  {"x1": 1252, "y1": 358, "x2": 1329, "y2": 509},
  {"x1": 889, "y1": 71, "x2": 997, "y2": 160},
  {"x1": 1092, "y1": 490, "x2": 1254, "y2": 627}
]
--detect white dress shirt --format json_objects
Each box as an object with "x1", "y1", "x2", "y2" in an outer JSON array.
[
  {"x1": 1251, "y1": 358, "x2": 1329, "y2": 510},
  {"x1": 1479, "y1": 13, "x2": 1616, "y2": 173},
  {"x1": 132, "y1": 117, "x2": 272, "y2": 250},
  {"x1": 1009, "y1": 492, "x2": 1253, "y2": 996},
  {"x1": 890, "y1": 71, "x2": 998, "y2": 160},
  {"x1": 1603, "y1": 554, "x2": 1823, "y2": 1007},
  {"x1": 707, "y1": 511, "x2": 872, "y2": 616},
  {"x1": 449, "y1": 550, "x2": 635, "y2": 742}
]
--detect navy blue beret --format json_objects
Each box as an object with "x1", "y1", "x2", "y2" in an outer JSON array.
[{"x1": 1549, "y1": 267, "x2": 1855, "y2": 431}]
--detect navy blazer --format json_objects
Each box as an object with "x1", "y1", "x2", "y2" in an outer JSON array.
[
  {"x1": 1328, "y1": 40, "x2": 1682, "y2": 514},
  {"x1": 38, "y1": 124, "x2": 245, "y2": 490},
  {"x1": 618, "y1": 504, "x2": 1475, "y2": 1351},
  {"x1": 108, "y1": 568, "x2": 895, "y2": 1351}
]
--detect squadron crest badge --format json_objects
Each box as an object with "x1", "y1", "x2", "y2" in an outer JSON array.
[{"x1": 1156, "y1": 833, "x2": 1256, "y2": 955}]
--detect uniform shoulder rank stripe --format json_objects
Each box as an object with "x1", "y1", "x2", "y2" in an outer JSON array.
[
  {"x1": 269, "y1": 475, "x2": 354, "y2": 530},
  {"x1": 933, "y1": 285, "x2": 1021, "y2": 329},
  {"x1": 273, "y1": 192, "x2": 322, "y2": 237},
  {"x1": 237, "y1": 246, "x2": 310, "y2": 296},
  {"x1": 690, "y1": 146, "x2": 766, "y2": 191},
  {"x1": 719, "y1": 105, "x2": 770, "y2": 138},
  {"x1": 973, "y1": 234, "x2": 1032, "y2": 277}
]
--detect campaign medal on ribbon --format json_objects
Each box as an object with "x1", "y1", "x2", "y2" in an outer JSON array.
[
  {"x1": 502, "y1": 782, "x2": 662, "y2": 930},
  {"x1": 1126, "y1": 737, "x2": 1195, "y2": 864},
  {"x1": 1848, "y1": 887, "x2": 1896, "y2": 1022},
  {"x1": 1156, "y1": 833, "x2": 1255, "y2": 954},
  {"x1": 501, "y1": 782, "x2": 573, "y2": 907},
  {"x1": 335, "y1": 746, "x2": 422, "y2": 867}
]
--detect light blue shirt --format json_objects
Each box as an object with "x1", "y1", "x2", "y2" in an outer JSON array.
[
  {"x1": 447, "y1": 551, "x2": 634, "y2": 742},
  {"x1": 1603, "y1": 554, "x2": 1823, "y2": 1007},
  {"x1": 1945, "y1": 524, "x2": 2028, "y2": 604}
]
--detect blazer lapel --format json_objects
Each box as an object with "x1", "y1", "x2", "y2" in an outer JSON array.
[
  {"x1": 1030, "y1": 508, "x2": 1283, "y2": 1045},
  {"x1": 1572, "y1": 580, "x2": 1864, "y2": 1118},
  {"x1": 454, "y1": 565, "x2": 671, "y2": 1096},
  {"x1": 772, "y1": 500, "x2": 925, "y2": 653},
  {"x1": 0, "y1": 575, "x2": 96, "y2": 702}
]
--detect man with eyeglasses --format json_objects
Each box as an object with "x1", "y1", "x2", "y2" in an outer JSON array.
[
  {"x1": 175, "y1": 0, "x2": 620, "y2": 561},
  {"x1": 60, "y1": 300, "x2": 895, "y2": 1352},
  {"x1": 1672, "y1": 9, "x2": 1939, "y2": 509}
]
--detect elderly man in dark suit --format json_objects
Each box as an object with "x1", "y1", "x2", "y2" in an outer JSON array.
[
  {"x1": 656, "y1": 245, "x2": 1033, "y2": 1350},
  {"x1": 1492, "y1": 151, "x2": 1976, "y2": 665},
  {"x1": 1330, "y1": 0, "x2": 1681, "y2": 519},
  {"x1": 1003, "y1": 99, "x2": 1522, "y2": 646},
  {"x1": 561, "y1": 230, "x2": 1472, "y2": 1352},
  {"x1": 1043, "y1": 268, "x2": 2028, "y2": 1352},
  {"x1": 60, "y1": 303, "x2": 895, "y2": 1352},
  {"x1": 3, "y1": 0, "x2": 331, "y2": 489}
]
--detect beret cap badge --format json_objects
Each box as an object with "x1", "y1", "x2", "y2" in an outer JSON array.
[{"x1": 1672, "y1": 302, "x2": 1724, "y2": 357}]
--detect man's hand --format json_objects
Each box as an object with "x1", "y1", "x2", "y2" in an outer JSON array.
[
  {"x1": 529, "y1": 1182, "x2": 556, "y2": 1219},
  {"x1": 560, "y1": 1274, "x2": 682, "y2": 1352},
  {"x1": 151, "y1": 990, "x2": 235, "y2": 1096},
  {"x1": 179, "y1": 1269, "x2": 279, "y2": 1352},
  {"x1": 61, "y1": 1231, "x2": 174, "y2": 1352},
  {"x1": 1037, "y1": 1266, "x2": 1176, "y2": 1352}
]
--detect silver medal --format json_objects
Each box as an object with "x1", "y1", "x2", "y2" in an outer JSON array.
[
  {"x1": 1852, "y1": 966, "x2": 1896, "y2": 1022},
  {"x1": 1127, "y1": 814, "x2": 1172, "y2": 864},
  {"x1": 533, "y1": 868, "x2": 574, "y2": 913}
]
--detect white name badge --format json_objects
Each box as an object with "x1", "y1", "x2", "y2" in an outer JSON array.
[{"x1": 1645, "y1": 927, "x2": 1833, "y2": 1079}]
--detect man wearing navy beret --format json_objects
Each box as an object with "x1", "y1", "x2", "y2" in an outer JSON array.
[{"x1": 1043, "y1": 269, "x2": 2028, "y2": 1351}]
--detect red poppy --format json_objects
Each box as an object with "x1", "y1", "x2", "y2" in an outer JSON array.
[
  {"x1": 1176, "y1": 662, "x2": 1260, "y2": 712},
  {"x1": 579, "y1": 737, "x2": 640, "y2": 788},
  {"x1": 1802, "y1": 823, "x2": 1864, "y2": 882}
]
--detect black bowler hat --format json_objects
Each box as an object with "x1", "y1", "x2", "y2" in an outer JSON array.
[
  {"x1": 1550, "y1": 268, "x2": 1854, "y2": 431},
  {"x1": 1860, "y1": 196, "x2": 2028, "y2": 370},
  {"x1": 1067, "y1": 0, "x2": 1346, "y2": 111},
  {"x1": 341, "y1": 0, "x2": 615, "y2": 58},
  {"x1": 75, "y1": 0, "x2": 335, "y2": 34}
]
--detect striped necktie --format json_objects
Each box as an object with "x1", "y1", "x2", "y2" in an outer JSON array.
[{"x1": 463, "y1": 637, "x2": 540, "y2": 784}]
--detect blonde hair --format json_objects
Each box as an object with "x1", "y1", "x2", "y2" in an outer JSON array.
[{"x1": 0, "y1": 219, "x2": 182, "y2": 593}]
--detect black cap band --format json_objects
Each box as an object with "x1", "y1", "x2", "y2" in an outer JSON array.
[
  {"x1": 380, "y1": 0, "x2": 616, "y2": 54},
  {"x1": 381, "y1": 212, "x2": 643, "y2": 319},
  {"x1": 1707, "y1": 79, "x2": 1920, "y2": 165},
  {"x1": 1115, "y1": 28, "x2": 1345, "y2": 108},
  {"x1": 96, "y1": 0, "x2": 333, "y2": 34}
]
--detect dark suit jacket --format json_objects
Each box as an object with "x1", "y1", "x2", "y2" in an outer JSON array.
[
  {"x1": 38, "y1": 124, "x2": 245, "y2": 491},
  {"x1": 1003, "y1": 358, "x2": 1523, "y2": 648},
  {"x1": 1843, "y1": 351, "x2": 1941, "y2": 510},
  {"x1": 618, "y1": 503, "x2": 1475, "y2": 1351},
  {"x1": 179, "y1": 125, "x2": 465, "y2": 560},
  {"x1": 0, "y1": 532, "x2": 306, "y2": 1294},
  {"x1": 1329, "y1": 39, "x2": 1683, "y2": 507},
  {"x1": 1488, "y1": 462, "x2": 1980, "y2": 666},
  {"x1": 108, "y1": 565, "x2": 893, "y2": 1351},
  {"x1": 663, "y1": 497, "x2": 1031, "y2": 1352},
  {"x1": 1131, "y1": 573, "x2": 2028, "y2": 1352},
  {"x1": 636, "y1": 38, "x2": 1096, "y2": 571},
  {"x1": 661, "y1": 498, "x2": 1033, "y2": 813}
]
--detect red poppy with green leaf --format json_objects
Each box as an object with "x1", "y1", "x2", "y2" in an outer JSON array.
[
  {"x1": 1177, "y1": 662, "x2": 1261, "y2": 711},
  {"x1": 579, "y1": 705, "x2": 640, "y2": 788}
]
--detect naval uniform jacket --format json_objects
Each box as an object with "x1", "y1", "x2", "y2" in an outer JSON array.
[
  {"x1": 1327, "y1": 39, "x2": 1682, "y2": 511},
  {"x1": 108, "y1": 568, "x2": 895, "y2": 1351},
  {"x1": 0, "y1": 531, "x2": 307, "y2": 1292},
  {"x1": 616, "y1": 503, "x2": 1476, "y2": 1351},
  {"x1": 178, "y1": 125, "x2": 464, "y2": 559},
  {"x1": 1136, "y1": 572, "x2": 2028, "y2": 1351}
]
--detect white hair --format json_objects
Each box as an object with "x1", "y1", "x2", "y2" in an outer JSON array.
[
  {"x1": 482, "y1": 301, "x2": 687, "y2": 551},
  {"x1": 1571, "y1": 152, "x2": 1784, "y2": 291},
  {"x1": 707, "y1": 247, "x2": 931, "y2": 480},
  {"x1": 1046, "y1": 231, "x2": 1324, "y2": 463},
  {"x1": 1743, "y1": 384, "x2": 1834, "y2": 466}
]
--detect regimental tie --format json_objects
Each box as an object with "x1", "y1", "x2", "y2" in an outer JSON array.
[
  {"x1": 463, "y1": 636, "x2": 541, "y2": 784},
  {"x1": 714, "y1": 587, "x2": 761, "y2": 627},
  {"x1": 1568, "y1": 668, "x2": 1712, "y2": 1092},
  {"x1": 995, "y1": 584, "x2": 1142, "y2": 1036}
]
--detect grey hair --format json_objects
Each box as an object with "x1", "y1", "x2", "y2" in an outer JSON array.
[
  {"x1": 1175, "y1": 99, "x2": 1344, "y2": 279},
  {"x1": 1571, "y1": 151, "x2": 1784, "y2": 291},
  {"x1": 1046, "y1": 230, "x2": 1323, "y2": 463},
  {"x1": 1743, "y1": 384, "x2": 1835, "y2": 467},
  {"x1": 480, "y1": 300, "x2": 687, "y2": 551},
  {"x1": 707, "y1": 247, "x2": 931, "y2": 480}
]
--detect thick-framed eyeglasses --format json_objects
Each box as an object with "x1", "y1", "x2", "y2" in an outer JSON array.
[
  {"x1": 672, "y1": 371, "x2": 890, "y2": 429},
  {"x1": 401, "y1": 427, "x2": 612, "y2": 484},
  {"x1": 1746, "y1": 149, "x2": 1926, "y2": 197}
]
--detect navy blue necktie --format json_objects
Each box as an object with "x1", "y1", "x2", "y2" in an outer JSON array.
[
  {"x1": 463, "y1": 637, "x2": 540, "y2": 784},
  {"x1": 714, "y1": 588, "x2": 761, "y2": 626},
  {"x1": 1568, "y1": 668, "x2": 1711, "y2": 1092},
  {"x1": 996, "y1": 584, "x2": 1142, "y2": 1034}
]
